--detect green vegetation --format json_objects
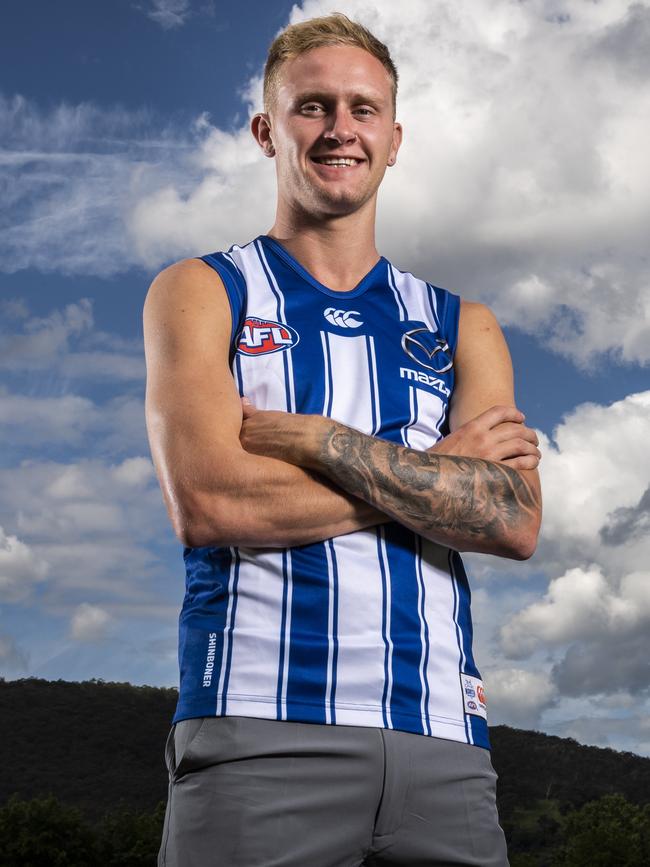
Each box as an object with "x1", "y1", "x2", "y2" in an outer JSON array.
[
  {"x1": 556, "y1": 794, "x2": 650, "y2": 866},
  {"x1": 504, "y1": 798, "x2": 565, "y2": 865},
  {"x1": 2, "y1": 791, "x2": 648, "y2": 866},
  {"x1": 0, "y1": 794, "x2": 166, "y2": 866},
  {"x1": 1, "y1": 679, "x2": 649, "y2": 865},
  {"x1": 0, "y1": 794, "x2": 97, "y2": 866}
]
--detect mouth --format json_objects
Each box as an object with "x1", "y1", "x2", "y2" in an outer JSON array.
[{"x1": 310, "y1": 156, "x2": 364, "y2": 168}]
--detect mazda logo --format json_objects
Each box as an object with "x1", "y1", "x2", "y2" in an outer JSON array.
[{"x1": 401, "y1": 328, "x2": 453, "y2": 373}]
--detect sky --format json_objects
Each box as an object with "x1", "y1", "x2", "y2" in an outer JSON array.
[{"x1": 1, "y1": 0, "x2": 649, "y2": 756}]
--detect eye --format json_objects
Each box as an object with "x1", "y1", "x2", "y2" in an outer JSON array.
[
  {"x1": 301, "y1": 103, "x2": 325, "y2": 114},
  {"x1": 353, "y1": 106, "x2": 375, "y2": 118}
]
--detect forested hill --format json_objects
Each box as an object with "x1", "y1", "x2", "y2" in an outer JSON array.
[
  {"x1": 2, "y1": 677, "x2": 649, "y2": 823},
  {"x1": 490, "y1": 724, "x2": 650, "y2": 816}
]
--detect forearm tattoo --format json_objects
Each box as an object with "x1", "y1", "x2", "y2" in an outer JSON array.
[{"x1": 317, "y1": 422, "x2": 541, "y2": 552}]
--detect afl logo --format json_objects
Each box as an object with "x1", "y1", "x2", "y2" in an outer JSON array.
[
  {"x1": 401, "y1": 328, "x2": 453, "y2": 374},
  {"x1": 237, "y1": 317, "x2": 300, "y2": 356}
]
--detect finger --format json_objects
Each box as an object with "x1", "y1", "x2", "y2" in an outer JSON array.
[
  {"x1": 492, "y1": 423, "x2": 539, "y2": 446},
  {"x1": 241, "y1": 396, "x2": 257, "y2": 418},
  {"x1": 495, "y1": 438, "x2": 541, "y2": 462},
  {"x1": 473, "y1": 405, "x2": 525, "y2": 430},
  {"x1": 501, "y1": 453, "x2": 541, "y2": 470}
]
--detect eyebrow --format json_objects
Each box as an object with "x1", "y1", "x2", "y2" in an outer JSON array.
[{"x1": 293, "y1": 90, "x2": 388, "y2": 107}]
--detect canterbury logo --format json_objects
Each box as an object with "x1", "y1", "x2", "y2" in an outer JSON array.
[{"x1": 323, "y1": 308, "x2": 364, "y2": 328}]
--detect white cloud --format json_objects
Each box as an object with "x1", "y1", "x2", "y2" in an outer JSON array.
[
  {"x1": 0, "y1": 633, "x2": 29, "y2": 672},
  {"x1": 0, "y1": 298, "x2": 29, "y2": 320},
  {"x1": 0, "y1": 299, "x2": 92, "y2": 369},
  {"x1": 0, "y1": 457, "x2": 172, "y2": 605},
  {"x1": 141, "y1": 0, "x2": 192, "y2": 30},
  {"x1": 464, "y1": 389, "x2": 650, "y2": 747},
  {"x1": 0, "y1": 525, "x2": 49, "y2": 602},
  {"x1": 0, "y1": 298, "x2": 144, "y2": 382},
  {"x1": 500, "y1": 566, "x2": 650, "y2": 657},
  {"x1": 0, "y1": 293, "x2": 171, "y2": 636},
  {"x1": 111, "y1": 456, "x2": 156, "y2": 487},
  {"x1": 0, "y1": 94, "x2": 198, "y2": 276},
  {"x1": 531, "y1": 391, "x2": 650, "y2": 583},
  {"x1": 70, "y1": 602, "x2": 112, "y2": 641},
  {"x1": 537, "y1": 392, "x2": 650, "y2": 547},
  {"x1": 601, "y1": 486, "x2": 650, "y2": 547},
  {"x1": 281, "y1": 0, "x2": 650, "y2": 366},
  {"x1": 546, "y1": 708, "x2": 650, "y2": 757},
  {"x1": 0, "y1": 392, "x2": 147, "y2": 458},
  {"x1": 0, "y1": 393, "x2": 98, "y2": 447},
  {"x1": 552, "y1": 631, "x2": 650, "y2": 697},
  {"x1": 483, "y1": 667, "x2": 557, "y2": 729},
  {"x1": 2, "y1": 0, "x2": 648, "y2": 754},
  {"x1": 3, "y1": 1, "x2": 649, "y2": 366},
  {"x1": 127, "y1": 123, "x2": 274, "y2": 268},
  {"x1": 33, "y1": 629, "x2": 179, "y2": 685}
]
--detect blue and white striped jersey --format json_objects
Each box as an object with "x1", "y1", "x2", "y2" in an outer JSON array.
[{"x1": 173, "y1": 235, "x2": 489, "y2": 749}]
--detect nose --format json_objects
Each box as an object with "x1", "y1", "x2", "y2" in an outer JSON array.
[{"x1": 323, "y1": 108, "x2": 357, "y2": 145}]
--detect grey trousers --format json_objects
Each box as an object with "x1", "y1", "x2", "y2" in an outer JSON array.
[{"x1": 158, "y1": 716, "x2": 509, "y2": 867}]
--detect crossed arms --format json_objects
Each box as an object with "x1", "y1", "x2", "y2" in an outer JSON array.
[{"x1": 144, "y1": 259, "x2": 542, "y2": 559}]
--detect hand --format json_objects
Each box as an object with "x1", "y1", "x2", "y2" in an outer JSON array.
[
  {"x1": 239, "y1": 398, "x2": 324, "y2": 466},
  {"x1": 430, "y1": 405, "x2": 541, "y2": 470}
]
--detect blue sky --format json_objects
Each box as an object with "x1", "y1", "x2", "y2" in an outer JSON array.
[{"x1": 1, "y1": 0, "x2": 649, "y2": 755}]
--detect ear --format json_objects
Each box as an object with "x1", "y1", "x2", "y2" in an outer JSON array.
[
  {"x1": 388, "y1": 121, "x2": 403, "y2": 166},
  {"x1": 251, "y1": 112, "x2": 275, "y2": 157}
]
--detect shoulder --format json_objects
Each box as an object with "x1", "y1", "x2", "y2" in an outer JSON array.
[
  {"x1": 143, "y1": 257, "x2": 233, "y2": 352},
  {"x1": 449, "y1": 301, "x2": 515, "y2": 424},
  {"x1": 456, "y1": 300, "x2": 508, "y2": 354},
  {"x1": 454, "y1": 300, "x2": 512, "y2": 384},
  {"x1": 458, "y1": 299, "x2": 503, "y2": 334},
  {"x1": 144, "y1": 257, "x2": 229, "y2": 317},
  {"x1": 146, "y1": 257, "x2": 224, "y2": 296}
]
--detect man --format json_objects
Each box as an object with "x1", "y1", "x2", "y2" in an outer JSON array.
[{"x1": 145, "y1": 13, "x2": 541, "y2": 867}]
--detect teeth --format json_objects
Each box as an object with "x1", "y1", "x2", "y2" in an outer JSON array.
[{"x1": 315, "y1": 158, "x2": 358, "y2": 166}]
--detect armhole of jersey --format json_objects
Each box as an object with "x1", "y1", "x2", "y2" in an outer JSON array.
[
  {"x1": 198, "y1": 254, "x2": 247, "y2": 360},
  {"x1": 440, "y1": 288, "x2": 461, "y2": 357},
  {"x1": 439, "y1": 288, "x2": 461, "y2": 421}
]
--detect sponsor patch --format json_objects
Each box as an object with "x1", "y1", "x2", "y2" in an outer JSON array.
[
  {"x1": 460, "y1": 673, "x2": 487, "y2": 719},
  {"x1": 237, "y1": 317, "x2": 299, "y2": 356},
  {"x1": 401, "y1": 327, "x2": 453, "y2": 373},
  {"x1": 203, "y1": 632, "x2": 217, "y2": 688},
  {"x1": 399, "y1": 366, "x2": 450, "y2": 397}
]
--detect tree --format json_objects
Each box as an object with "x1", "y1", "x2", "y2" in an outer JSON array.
[
  {"x1": 0, "y1": 794, "x2": 97, "y2": 866},
  {"x1": 96, "y1": 801, "x2": 166, "y2": 866},
  {"x1": 556, "y1": 793, "x2": 650, "y2": 866}
]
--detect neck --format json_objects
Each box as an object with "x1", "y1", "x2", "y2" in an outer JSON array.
[{"x1": 267, "y1": 197, "x2": 380, "y2": 292}]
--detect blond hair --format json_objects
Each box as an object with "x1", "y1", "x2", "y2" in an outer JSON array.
[{"x1": 263, "y1": 13, "x2": 398, "y2": 114}]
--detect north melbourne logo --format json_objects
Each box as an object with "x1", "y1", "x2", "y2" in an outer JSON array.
[
  {"x1": 460, "y1": 673, "x2": 488, "y2": 719},
  {"x1": 237, "y1": 317, "x2": 300, "y2": 356},
  {"x1": 323, "y1": 308, "x2": 364, "y2": 328}
]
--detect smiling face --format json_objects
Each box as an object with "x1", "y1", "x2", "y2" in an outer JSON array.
[{"x1": 257, "y1": 44, "x2": 402, "y2": 221}]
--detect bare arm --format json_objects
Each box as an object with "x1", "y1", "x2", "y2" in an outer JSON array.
[
  {"x1": 240, "y1": 301, "x2": 542, "y2": 560},
  {"x1": 443, "y1": 299, "x2": 542, "y2": 542},
  {"x1": 143, "y1": 258, "x2": 388, "y2": 549}
]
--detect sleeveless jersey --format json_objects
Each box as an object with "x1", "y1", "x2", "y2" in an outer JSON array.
[{"x1": 172, "y1": 235, "x2": 489, "y2": 749}]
